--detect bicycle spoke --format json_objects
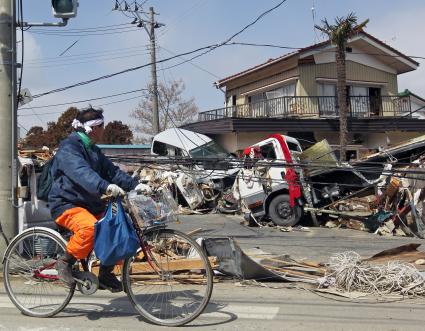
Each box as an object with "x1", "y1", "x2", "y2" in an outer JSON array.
[
  {"x1": 3, "y1": 230, "x2": 75, "y2": 317},
  {"x1": 123, "y1": 229, "x2": 212, "y2": 326}
]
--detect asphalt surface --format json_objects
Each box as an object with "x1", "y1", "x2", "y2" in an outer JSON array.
[
  {"x1": 1, "y1": 214, "x2": 425, "y2": 331},
  {"x1": 173, "y1": 214, "x2": 424, "y2": 261}
]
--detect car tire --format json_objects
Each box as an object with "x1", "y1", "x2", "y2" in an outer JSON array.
[{"x1": 268, "y1": 194, "x2": 302, "y2": 227}]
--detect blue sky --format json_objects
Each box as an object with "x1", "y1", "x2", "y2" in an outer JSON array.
[{"x1": 19, "y1": 0, "x2": 425, "y2": 135}]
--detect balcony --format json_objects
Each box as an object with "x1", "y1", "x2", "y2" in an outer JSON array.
[{"x1": 198, "y1": 95, "x2": 413, "y2": 122}]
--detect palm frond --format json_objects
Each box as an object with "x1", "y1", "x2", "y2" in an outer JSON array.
[{"x1": 315, "y1": 13, "x2": 369, "y2": 49}]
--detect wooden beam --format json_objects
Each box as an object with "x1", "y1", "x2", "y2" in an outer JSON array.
[{"x1": 129, "y1": 256, "x2": 217, "y2": 274}]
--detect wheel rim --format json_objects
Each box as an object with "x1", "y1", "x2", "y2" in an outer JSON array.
[
  {"x1": 276, "y1": 201, "x2": 293, "y2": 219},
  {"x1": 124, "y1": 229, "x2": 212, "y2": 326},
  {"x1": 3, "y1": 231, "x2": 74, "y2": 316}
]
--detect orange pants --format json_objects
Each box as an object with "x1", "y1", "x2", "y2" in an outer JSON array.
[{"x1": 55, "y1": 207, "x2": 103, "y2": 260}]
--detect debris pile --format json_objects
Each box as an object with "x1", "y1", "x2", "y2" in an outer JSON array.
[
  {"x1": 318, "y1": 158, "x2": 425, "y2": 238},
  {"x1": 134, "y1": 165, "x2": 238, "y2": 214},
  {"x1": 205, "y1": 240, "x2": 425, "y2": 298},
  {"x1": 320, "y1": 251, "x2": 425, "y2": 297}
]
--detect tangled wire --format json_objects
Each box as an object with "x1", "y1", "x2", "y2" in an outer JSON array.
[{"x1": 322, "y1": 252, "x2": 425, "y2": 297}]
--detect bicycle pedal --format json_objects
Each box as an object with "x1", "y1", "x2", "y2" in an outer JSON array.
[{"x1": 75, "y1": 272, "x2": 99, "y2": 295}]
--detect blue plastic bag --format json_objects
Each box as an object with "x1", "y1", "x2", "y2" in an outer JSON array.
[{"x1": 94, "y1": 197, "x2": 140, "y2": 266}]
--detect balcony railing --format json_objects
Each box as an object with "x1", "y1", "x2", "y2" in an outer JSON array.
[{"x1": 198, "y1": 95, "x2": 413, "y2": 121}]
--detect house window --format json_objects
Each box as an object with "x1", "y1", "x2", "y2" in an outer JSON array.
[
  {"x1": 319, "y1": 83, "x2": 336, "y2": 97},
  {"x1": 249, "y1": 93, "x2": 265, "y2": 103},
  {"x1": 265, "y1": 83, "x2": 296, "y2": 100},
  {"x1": 318, "y1": 83, "x2": 337, "y2": 116},
  {"x1": 226, "y1": 95, "x2": 236, "y2": 107},
  {"x1": 349, "y1": 86, "x2": 382, "y2": 117},
  {"x1": 264, "y1": 83, "x2": 296, "y2": 117},
  {"x1": 349, "y1": 86, "x2": 369, "y2": 117},
  {"x1": 248, "y1": 93, "x2": 266, "y2": 117}
]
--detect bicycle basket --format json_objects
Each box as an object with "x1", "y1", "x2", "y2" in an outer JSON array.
[{"x1": 128, "y1": 189, "x2": 178, "y2": 227}]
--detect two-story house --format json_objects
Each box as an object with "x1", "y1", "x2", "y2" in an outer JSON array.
[{"x1": 183, "y1": 31, "x2": 423, "y2": 159}]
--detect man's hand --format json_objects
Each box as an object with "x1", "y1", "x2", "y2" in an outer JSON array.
[
  {"x1": 134, "y1": 183, "x2": 152, "y2": 194},
  {"x1": 106, "y1": 184, "x2": 125, "y2": 197}
]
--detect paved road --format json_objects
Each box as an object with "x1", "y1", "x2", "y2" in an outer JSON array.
[
  {"x1": 1, "y1": 282, "x2": 425, "y2": 331},
  {"x1": 1, "y1": 214, "x2": 425, "y2": 330},
  {"x1": 174, "y1": 214, "x2": 424, "y2": 261}
]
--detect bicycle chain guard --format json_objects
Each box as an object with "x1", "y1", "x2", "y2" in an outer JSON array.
[{"x1": 76, "y1": 271, "x2": 99, "y2": 295}]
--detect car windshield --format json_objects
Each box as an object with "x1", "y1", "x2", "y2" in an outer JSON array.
[{"x1": 189, "y1": 141, "x2": 230, "y2": 158}]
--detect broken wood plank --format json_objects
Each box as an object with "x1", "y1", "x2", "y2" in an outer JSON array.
[
  {"x1": 129, "y1": 274, "x2": 207, "y2": 280},
  {"x1": 187, "y1": 228, "x2": 203, "y2": 236},
  {"x1": 263, "y1": 265, "x2": 318, "y2": 279},
  {"x1": 129, "y1": 256, "x2": 218, "y2": 273}
]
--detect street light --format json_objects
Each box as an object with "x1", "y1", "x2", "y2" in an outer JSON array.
[{"x1": 51, "y1": 0, "x2": 79, "y2": 19}]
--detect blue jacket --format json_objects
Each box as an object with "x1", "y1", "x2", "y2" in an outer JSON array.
[{"x1": 48, "y1": 132, "x2": 139, "y2": 219}]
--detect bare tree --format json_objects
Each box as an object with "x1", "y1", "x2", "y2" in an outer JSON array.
[
  {"x1": 316, "y1": 13, "x2": 369, "y2": 161},
  {"x1": 131, "y1": 79, "x2": 198, "y2": 142}
]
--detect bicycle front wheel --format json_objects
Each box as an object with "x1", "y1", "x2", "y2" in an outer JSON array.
[
  {"x1": 3, "y1": 227, "x2": 75, "y2": 317},
  {"x1": 123, "y1": 228, "x2": 213, "y2": 326}
]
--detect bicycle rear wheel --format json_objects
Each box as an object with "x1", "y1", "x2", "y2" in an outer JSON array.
[
  {"x1": 2, "y1": 227, "x2": 75, "y2": 317},
  {"x1": 123, "y1": 228, "x2": 213, "y2": 326}
]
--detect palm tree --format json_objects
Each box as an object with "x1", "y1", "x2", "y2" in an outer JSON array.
[{"x1": 315, "y1": 13, "x2": 369, "y2": 161}]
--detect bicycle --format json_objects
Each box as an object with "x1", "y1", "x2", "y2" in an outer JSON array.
[{"x1": 2, "y1": 190, "x2": 213, "y2": 326}]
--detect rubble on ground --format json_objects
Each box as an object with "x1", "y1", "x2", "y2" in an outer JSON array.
[
  {"x1": 132, "y1": 164, "x2": 238, "y2": 214},
  {"x1": 203, "y1": 238, "x2": 425, "y2": 298},
  {"x1": 16, "y1": 133, "x2": 425, "y2": 238}
]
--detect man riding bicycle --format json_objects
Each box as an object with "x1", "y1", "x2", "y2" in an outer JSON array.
[{"x1": 48, "y1": 106, "x2": 148, "y2": 292}]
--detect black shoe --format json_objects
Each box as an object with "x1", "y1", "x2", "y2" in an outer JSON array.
[
  {"x1": 98, "y1": 265, "x2": 122, "y2": 293},
  {"x1": 56, "y1": 253, "x2": 77, "y2": 287}
]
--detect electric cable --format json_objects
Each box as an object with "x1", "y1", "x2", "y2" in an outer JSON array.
[
  {"x1": 25, "y1": 50, "x2": 152, "y2": 69},
  {"x1": 32, "y1": 0, "x2": 291, "y2": 99},
  {"x1": 29, "y1": 22, "x2": 132, "y2": 32},
  {"x1": 19, "y1": 88, "x2": 146, "y2": 111},
  {"x1": 24, "y1": 44, "x2": 151, "y2": 64},
  {"x1": 26, "y1": 44, "x2": 148, "y2": 64},
  {"x1": 158, "y1": 45, "x2": 221, "y2": 79},
  {"x1": 17, "y1": 0, "x2": 24, "y2": 109},
  {"x1": 29, "y1": 27, "x2": 139, "y2": 37}
]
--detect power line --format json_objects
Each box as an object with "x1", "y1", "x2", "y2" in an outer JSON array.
[
  {"x1": 29, "y1": 27, "x2": 139, "y2": 37},
  {"x1": 32, "y1": 0, "x2": 290, "y2": 99},
  {"x1": 96, "y1": 94, "x2": 142, "y2": 107},
  {"x1": 32, "y1": 44, "x2": 217, "y2": 99},
  {"x1": 29, "y1": 22, "x2": 132, "y2": 32},
  {"x1": 25, "y1": 50, "x2": 152, "y2": 69},
  {"x1": 224, "y1": 42, "x2": 425, "y2": 61},
  {"x1": 19, "y1": 94, "x2": 143, "y2": 118},
  {"x1": 153, "y1": 0, "x2": 291, "y2": 72},
  {"x1": 24, "y1": 44, "x2": 151, "y2": 64},
  {"x1": 17, "y1": 123, "x2": 28, "y2": 133},
  {"x1": 19, "y1": 88, "x2": 146, "y2": 111},
  {"x1": 158, "y1": 46, "x2": 221, "y2": 79}
]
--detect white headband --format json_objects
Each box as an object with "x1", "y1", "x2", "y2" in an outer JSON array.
[{"x1": 72, "y1": 118, "x2": 104, "y2": 134}]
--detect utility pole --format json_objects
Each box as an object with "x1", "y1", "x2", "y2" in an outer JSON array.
[
  {"x1": 149, "y1": 7, "x2": 159, "y2": 134},
  {"x1": 114, "y1": 1, "x2": 164, "y2": 134},
  {"x1": 0, "y1": 0, "x2": 17, "y2": 257},
  {"x1": 0, "y1": 1, "x2": 78, "y2": 260}
]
